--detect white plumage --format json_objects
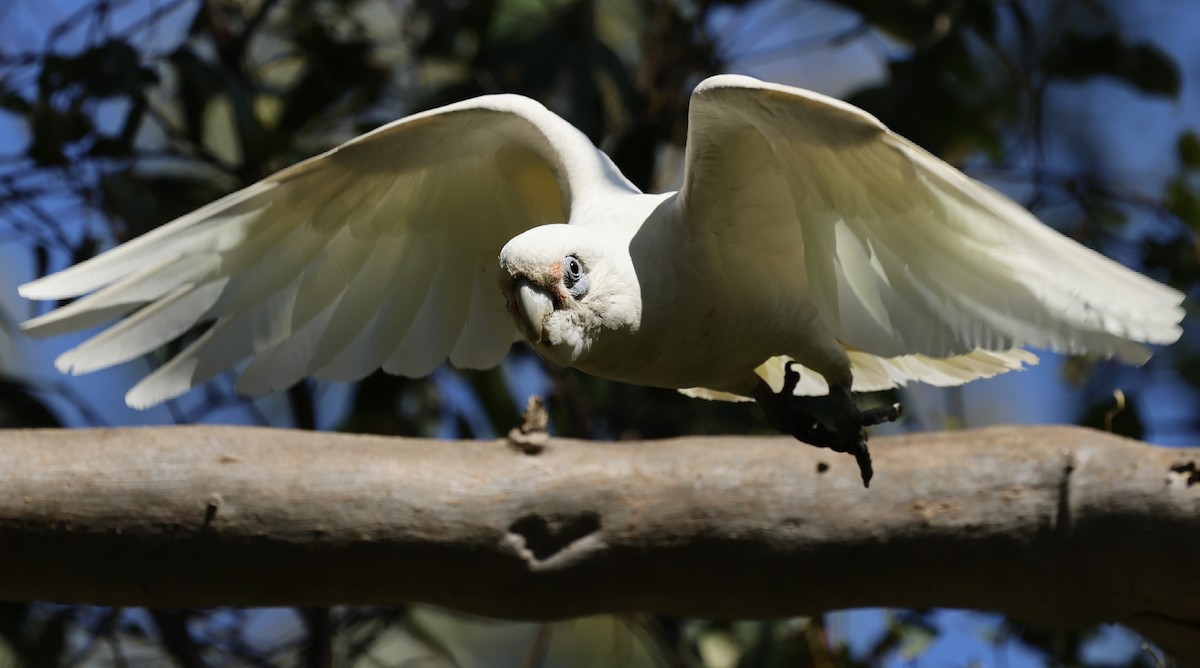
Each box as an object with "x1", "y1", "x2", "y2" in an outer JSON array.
[{"x1": 20, "y1": 75, "x2": 1185, "y2": 410}]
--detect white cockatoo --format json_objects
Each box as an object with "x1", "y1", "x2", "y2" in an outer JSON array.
[{"x1": 20, "y1": 75, "x2": 1185, "y2": 484}]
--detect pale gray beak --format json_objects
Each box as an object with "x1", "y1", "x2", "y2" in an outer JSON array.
[{"x1": 515, "y1": 280, "x2": 554, "y2": 344}]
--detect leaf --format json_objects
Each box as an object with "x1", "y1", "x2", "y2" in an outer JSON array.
[
  {"x1": 896, "y1": 622, "x2": 936, "y2": 661},
  {"x1": 37, "y1": 54, "x2": 77, "y2": 95},
  {"x1": 1178, "y1": 351, "x2": 1200, "y2": 390},
  {"x1": 27, "y1": 105, "x2": 93, "y2": 165},
  {"x1": 0, "y1": 88, "x2": 31, "y2": 115},
  {"x1": 1142, "y1": 233, "x2": 1199, "y2": 288},
  {"x1": 88, "y1": 136, "x2": 132, "y2": 157},
  {"x1": 275, "y1": 18, "x2": 387, "y2": 139},
  {"x1": 1179, "y1": 131, "x2": 1200, "y2": 170},
  {"x1": 829, "y1": 0, "x2": 938, "y2": 44},
  {"x1": 1044, "y1": 32, "x2": 1181, "y2": 98},
  {"x1": 1166, "y1": 178, "x2": 1200, "y2": 230},
  {"x1": 0, "y1": 603, "x2": 67, "y2": 666},
  {"x1": 168, "y1": 46, "x2": 227, "y2": 144},
  {"x1": 99, "y1": 171, "x2": 230, "y2": 238},
  {"x1": 78, "y1": 41, "x2": 158, "y2": 98},
  {"x1": 0, "y1": 377, "x2": 62, "y2": 428},
  {"x1": 37, "y1": 41, "x2": 156, "y2": 100},
  {"x1": 888, "y1": 611, "x2": 939, "y2": 662},
  {"x1": 848, "y1": 41, "x2": 1010, "y2": 160}
]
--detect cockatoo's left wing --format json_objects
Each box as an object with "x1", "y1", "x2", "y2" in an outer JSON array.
[
  {"x1": 21, "y1": 94, "x2": 636, "y2": 408},
  {"x1": 678, "y1": 75, "x2": 1184, "y2": 394}
]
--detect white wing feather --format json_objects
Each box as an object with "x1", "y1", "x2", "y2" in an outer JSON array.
[
  {"x1": 680, "y1": 75, "x2": 1183, "y2": 394},
  {"x1": 683, "y1": 349, "x2": 1038, "y2": 400},
  {"x1": 21, "y1": 94, "x2": 636, "y2": 408}
]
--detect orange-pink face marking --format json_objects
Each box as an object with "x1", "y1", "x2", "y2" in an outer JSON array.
[{"x1": 545, "y1": 260, "x2": 571, "y2": 307}]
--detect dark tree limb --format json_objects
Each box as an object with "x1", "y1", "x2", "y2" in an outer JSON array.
[{"x1": 0, "y1": 426, "x2": 1196, "y2": 661}]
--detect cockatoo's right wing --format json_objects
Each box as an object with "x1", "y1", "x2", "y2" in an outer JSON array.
[
  {"x1": 678, "y1": 75, "x2": 1184, "y2": 396},
  {"x1": 20, "y1": 94, "x2": 636, "y2": 408}
]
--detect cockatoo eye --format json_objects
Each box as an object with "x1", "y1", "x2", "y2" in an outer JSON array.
[
  {"x1": 562, "y1": 255, "x2": 588, "y2": 299},
  {"x1": 563, "y1": 256, "x2": 583, "y2": 281}
]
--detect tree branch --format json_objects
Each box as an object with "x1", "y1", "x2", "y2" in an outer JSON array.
[{"x1": 0, "y1": 425, "x2": 1196, "y2": 658}]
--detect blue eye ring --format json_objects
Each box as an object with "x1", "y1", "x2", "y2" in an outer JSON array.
[
  {"x1": 564, "y1": 256, "x2": 583, "y2": 284},
  {"x1": 562, "y1": 255, "x2": 588, "y2": 298}
]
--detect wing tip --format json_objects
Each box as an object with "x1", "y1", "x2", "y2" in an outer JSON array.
[
  {"x1": 124, "y1": 389, "x2": 156, "y2": 411},
  {"x1": 18, "y1": 276, "x2": 72, "y2": 301},
  {"x1": 53, "y1": 349, "x2": 113, "y2": 377},
  {"x1": 53, "y1": 349, "x2": 85, "y2": 376},
  {"x1": 18, "y1": 313, "x2": 50, "y2": 336},
  {"x1": 678, "y1": 386, "x2": 753, "y2": 402},
  {"x1": 126, "y1": 370, "x2": 194, "y2": 410},
  {"x1": 19, "y1": 307, "x2": 90, "y2": 337},
  {"x1": 125, "y1": 380, "x2": 180, "y2": 410}
]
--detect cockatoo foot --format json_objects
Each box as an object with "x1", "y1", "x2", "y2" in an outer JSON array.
[{"x1": 753, "y1": 363, "x2": 901, "y2": 488}]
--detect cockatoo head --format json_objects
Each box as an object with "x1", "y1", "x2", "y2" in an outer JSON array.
[{"x1": 498, "y1": 224, "x2": 641, "y2": 367}]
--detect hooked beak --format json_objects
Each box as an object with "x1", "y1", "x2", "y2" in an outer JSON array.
[{"x1": 514, "y1": 279, "x2": 554, "y2": 344}]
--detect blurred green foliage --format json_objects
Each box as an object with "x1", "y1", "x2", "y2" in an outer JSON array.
[{"x1": 0, "y1": 0, "x2": 1195, "y2": 665}]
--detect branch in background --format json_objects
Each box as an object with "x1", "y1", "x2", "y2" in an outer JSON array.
[{"x1": 0, "y1": 425, "x2": 1196, "y2": 660}]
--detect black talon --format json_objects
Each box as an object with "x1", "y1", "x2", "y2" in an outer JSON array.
[
  {"x1": 753, "y1": 363, "x2": 902, "y2": 488},
  {"x1": 861, "y1": 403, "x2": 903, "y2": 427}
]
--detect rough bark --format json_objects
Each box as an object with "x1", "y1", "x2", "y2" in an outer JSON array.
[{"x1": 0, "y1": 425, "x2": 1196, "y2": 659}]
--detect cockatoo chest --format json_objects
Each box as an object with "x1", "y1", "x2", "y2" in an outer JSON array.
[{"x1": 565, "y1": 207, "x2": 825, "y2": 394}]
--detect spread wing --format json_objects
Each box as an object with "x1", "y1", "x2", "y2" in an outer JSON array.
[
  {"x1": 20, "y1": 94, "x2": 637, "y2": 408},
  {"x1": 679, "y1": 74, "x2": 1184, "y2": 393}
]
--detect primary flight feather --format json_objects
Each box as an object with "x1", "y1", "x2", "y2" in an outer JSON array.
[{"x1": 20, "y1": 75, "x2": 1184, "y2": 481}]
